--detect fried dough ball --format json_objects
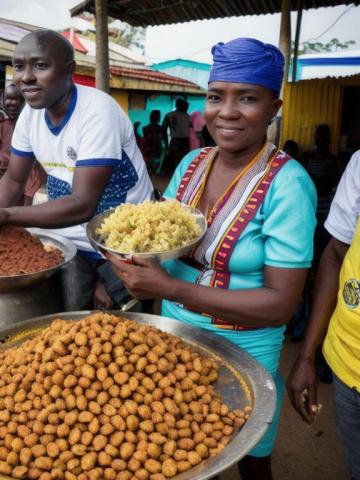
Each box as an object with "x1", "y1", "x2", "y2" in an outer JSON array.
[{"x1": 0, "y1": 313, "x2": 249, "y2": 478}]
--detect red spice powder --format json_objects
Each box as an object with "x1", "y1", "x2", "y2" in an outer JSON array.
[{"x1": 0, "y1": 225, "x2": 64, "y2": 276}]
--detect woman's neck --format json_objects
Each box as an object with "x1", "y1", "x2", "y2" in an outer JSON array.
[{"x1": 217, "y1": 138, "x2": 267, "y2": 171}]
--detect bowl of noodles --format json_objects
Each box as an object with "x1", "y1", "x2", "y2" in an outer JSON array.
[{"x1": 87, "y1": 200, "x2": 207, "y2": 261}]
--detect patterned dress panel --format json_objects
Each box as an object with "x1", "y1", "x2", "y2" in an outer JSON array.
[
  {"x1": 46, "y1": 150, "x2": 139, "y2": 213},
  {"x1": 47, "y1": 175, "x2": 71, "y2": 199}
]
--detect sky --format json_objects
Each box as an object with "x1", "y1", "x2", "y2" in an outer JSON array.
[{"x1": 0, "y1": 0, "x2": 359, "y2": 64}]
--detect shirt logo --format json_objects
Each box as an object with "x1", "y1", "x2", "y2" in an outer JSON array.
[
  {"x1": 66, "y1": 146, "x2": 77, "y2": 161},
  {"x1": 343, "y1": 278, "x2": 360, "y2": 309}
]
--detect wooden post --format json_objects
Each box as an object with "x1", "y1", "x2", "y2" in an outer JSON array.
[
  {"x1": 279, "y1": 0, "x2": 291, "y2": 84},
  {"x1": 292, "y1": 0, "x2": 303, "y2": 82},
  {"x1": 270, "y1": 0, "x2": 291, "y2": 147},
  {"x1": 95, "y1": 0, "x2": 109, "y2": 92}
]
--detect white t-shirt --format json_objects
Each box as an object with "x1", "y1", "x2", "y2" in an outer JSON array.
[
  {"x1": 325, "y1": 150, "x2": 360, "y2": 245},
  {"x1": 11, "y1": 84, "x2": 153, "y2": 254}
]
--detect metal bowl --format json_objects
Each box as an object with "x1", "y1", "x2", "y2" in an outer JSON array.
[
  {"x1": 86, "y1": 204, "x2": 207, "y2": 262},
  {"x1": 0, "y1": 311, "x2": 276, "y2": 480},
  {"x1": 0, "y1": 228, "x2": 77, "y2": 293}
]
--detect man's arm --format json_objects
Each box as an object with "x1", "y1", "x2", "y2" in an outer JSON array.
[
  {"x1": 287, "y1": 237, "x2": 349, "y2": 422},
  {"x1": 0, "y1": 162, "x2": 113, "y2": 228},
  {"x1": 0, "y1": 153, "x2": 34, "y2": 207},
  {"x1": 162, "y1": 115, "x2": 169, "y2": 147}
]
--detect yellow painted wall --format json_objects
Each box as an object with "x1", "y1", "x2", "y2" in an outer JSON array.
[
  {"x1": 281, "y1": 79, "x2": 343, "y2": 154},
  {"x1": 111, "y1": 90, "x2": 129, "y2": 113}
]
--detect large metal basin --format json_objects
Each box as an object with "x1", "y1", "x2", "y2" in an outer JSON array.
[
  {"x1": 0, "y1": 228, "x2": 76, "y2": 293},
  {"x1": 0, "y1": 311, "x2": 276, "y2": 480}
]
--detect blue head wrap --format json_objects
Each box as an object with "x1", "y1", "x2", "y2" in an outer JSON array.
[{"x1": 209, "y1": 38, "x2": 284, "y2": 97}]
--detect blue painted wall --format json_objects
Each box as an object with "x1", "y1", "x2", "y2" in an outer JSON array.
[{"x1": 128, "y1": 92, "x2": 206, "y2": 133}]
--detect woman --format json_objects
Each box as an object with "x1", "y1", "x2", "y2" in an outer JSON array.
[
  {"x1": 189, "y1": 110, "x2": 206, "y2": 150},
  {"x1": 107, "y1": 38, "x2": 316, "y2": 479}
]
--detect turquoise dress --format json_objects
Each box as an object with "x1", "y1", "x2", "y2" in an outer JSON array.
[{"x1": 162, "y1": 149, "x2": 317, "y2": 456}]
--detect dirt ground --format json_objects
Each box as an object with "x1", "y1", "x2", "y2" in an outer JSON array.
[
  {"x1": 151, "y1": 174, "x2": 349, "y2": 480},
  {"x1": 218, "y1": 337, "x2": 349, "y2": 480}
]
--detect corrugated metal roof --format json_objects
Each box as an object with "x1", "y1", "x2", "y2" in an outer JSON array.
[
  {"x1": 152, "y1": 59, "x2": 211, "y2": 71},
  {"x1": 295, "y1": 50, "x2": 360, "y2": 80},
  {"x1": 0, "y1": 21, "x2": 29, "y2": 43},
  {"x1": 62, "y1": 30, "x2": 88, "y2": 54},
  {"x1": 71, "y1": 0, "x2": 360, "y2": 27},
  {"x1": 110, "y1": 65, "x2": 202, "y2": 88}
]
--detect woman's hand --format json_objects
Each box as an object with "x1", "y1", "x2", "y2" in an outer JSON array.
[
  {"x1": 104, "y1": 252, "x2": 174, "y2": 300},
  {"x1": 286, "y1": 355, "x2": 319, "y2": 424}
]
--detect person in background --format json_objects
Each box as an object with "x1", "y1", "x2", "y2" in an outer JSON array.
[
  {"x1": 301, "y1": 124, "x2": 336, "y2": 193},
  {"x1": 106, "y1": 37, "x2": 317, "y2": 479},
  {"x1": 301, "y1": 125, "x2": 337, "y2": 379},
  {"x1": 282, "y1": 139, "x2": 309, "y2": 341},
  {"x1": 301, "y1": 125, "x2": 336, "y2": 269},
  {"x1": 189, "y1": 110, "x2": 206, "y2": 150},
  {"x1": 162, "y1": 98, "x2": 192, "y2": 173},
  {"x1": 202, "y1": 123, "x2": 216, "y2": 146},
  {"x1": 0, "y1": 29, "x2": 153, "y2": 311},
  {"x1": 283, "y1": 139, "x2": 299, "y2": 159},
  {"x1": 133, "y1": 121, "x2": 142, "y2": 147},
  {"x1": 0, "y1": 83, "x2": 46, "y2": 205},
  {"x1": 142, "y1": 109, "x2": 163, "y2": 171},
  {"x1": 287, "y1": 150, "x2": 360, "y2": 480},
  {"x1": 0, "y1": 94, "x2": 5, "y2": 122}
]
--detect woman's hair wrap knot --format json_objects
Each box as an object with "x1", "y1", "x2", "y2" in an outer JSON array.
[{"x1": 209, "y1": 38, "x2": 284, "y2": 97}]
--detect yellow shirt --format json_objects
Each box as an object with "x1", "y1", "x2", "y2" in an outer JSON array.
[{"x1": 323, "y1": 218, "x2": 360, "y2": 390}]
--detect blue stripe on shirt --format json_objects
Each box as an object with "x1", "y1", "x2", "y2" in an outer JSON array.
[
  {"x1": 77, "y1": 249, "x2": 102, "y2": 260},
  {"x1": 10, "y1": 147, "x2": 35, "y2": 158},
  {"x1": 75, "y1": 158, "x2": 122, "y2": 167},
  {"x1": 45, "y1": 85, "x2": 78, "y2": 136}
]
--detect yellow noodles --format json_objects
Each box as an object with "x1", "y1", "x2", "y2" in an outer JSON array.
[{"x1": 97, "y1": 200, "x2": 202, "y2": 253}]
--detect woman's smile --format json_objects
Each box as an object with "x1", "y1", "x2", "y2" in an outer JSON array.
[{"x1": 216, "y1": 125, "x2": 244, "y2": 138}]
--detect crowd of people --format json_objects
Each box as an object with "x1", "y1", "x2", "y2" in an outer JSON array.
[
  {"x1": 132, "y1": 100, "x2": 215, "y2": 176},
  {"x1": 0, "y1": 28, "x2": 359, "y2": 480}
]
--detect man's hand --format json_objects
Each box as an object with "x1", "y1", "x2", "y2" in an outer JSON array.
[
  {"x1": 0, "y1": 209, "x2": 10, "y2": 226},
  {"x1": 93, "y1": 279, "x2": 114, "y2": 310},
  {"x1": 287, "y1": 355, "x2": 319, "y2": 424}
]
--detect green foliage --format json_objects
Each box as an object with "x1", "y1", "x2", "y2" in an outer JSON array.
[
  {"x1": 108, "y1": 17, "x2": 145, "y2": 51},
  {"x1": 292, "y1": 38, "x2": 355, "y2": 55},
  {"x1": 76, "y1": 13, "x2": 145, "y2": 52}
]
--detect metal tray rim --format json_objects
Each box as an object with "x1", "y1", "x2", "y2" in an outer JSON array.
[
  {"x1": 0, "y1": 228, "x2": 77, "y2": 293},
  {"x1": 86, "y1": 204, "x2": 208, "y2": 261},
  {"x1": 0, "y1": 311, "x2": 276, "y2": 480}
]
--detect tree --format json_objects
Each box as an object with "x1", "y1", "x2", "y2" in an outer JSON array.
[
  {"x1": 108, "y1": 18, "x2": 145, "y2": 51},
  {"x1": 75, "y1": 12, "x2": 145, "y2": 52},
  {"x1": 292, "y1": 38, "x2": 355, "y2": 55}
]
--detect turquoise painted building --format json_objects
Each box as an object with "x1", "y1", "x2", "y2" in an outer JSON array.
[
  {"x1": 128, "y1": 59, "x2": 209, "y2": 133},
  {"x1": 152, "y1": 58, "x2": 211, "y2": 89}
]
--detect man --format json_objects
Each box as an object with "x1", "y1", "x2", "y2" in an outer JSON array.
[
  {"x1": 0, "y1": 83, "x2": 46, "y2": 205},
  {"x1": 0, "y1": 29, "x2": 153, "y2": 309},
  {"x1": 287, "y1": 150, "x2": 360, "y2": 480},
  {"x1": 162, "y1": 98, "x2": 192, "y2": 173}
]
